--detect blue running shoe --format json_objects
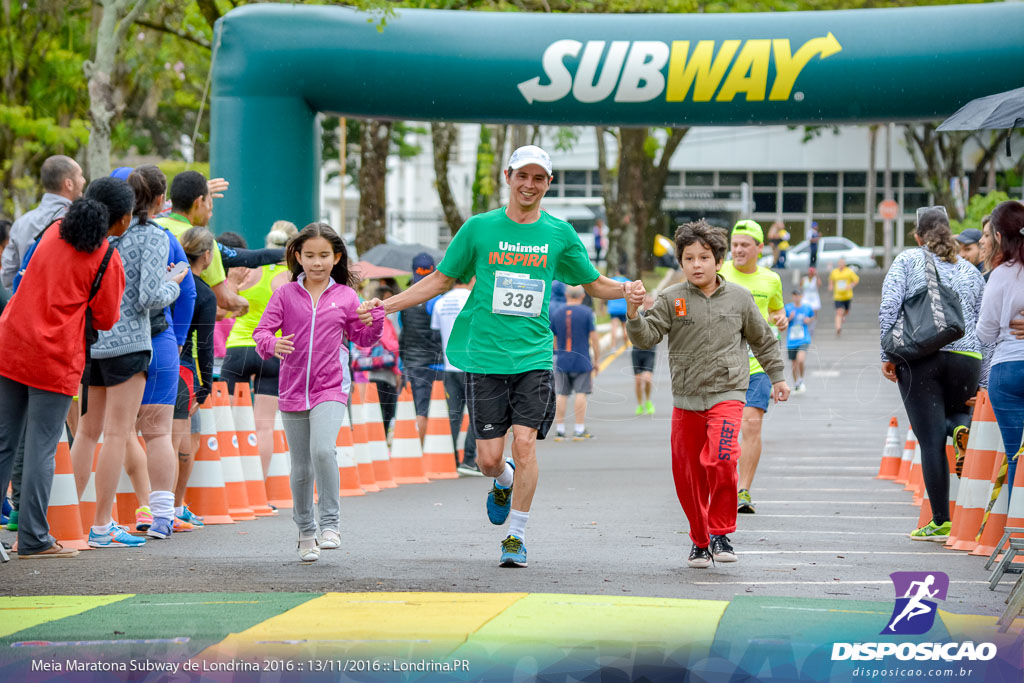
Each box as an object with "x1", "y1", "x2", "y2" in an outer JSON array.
[
  {"x1": 1, "y1": 497, "x2": 11, "y2": 526},
  {"x1": 89, "y1": 525, "x2": 146, "y2": 548},
  {"x1": 486, "y1": 459, "x2": 515, "y2": 525},
  {"x1": 147, "y1": 517, "x2": 173, "y2": 539},
  {"x1": 177, "y1": 504, "x2": 204, "y2": 527},
  {"x1": 499, "y1": 535, "x2": 528, "y2": 568}
]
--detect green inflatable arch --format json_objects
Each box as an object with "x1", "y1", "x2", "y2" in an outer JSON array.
[{"x1": 210, "y1": 3, "x2": 1024, "y2": 244}]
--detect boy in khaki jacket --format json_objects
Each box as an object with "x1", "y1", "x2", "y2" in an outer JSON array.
[{"x1": 626, "y1": 220, "x2": 790, "y2": 568}]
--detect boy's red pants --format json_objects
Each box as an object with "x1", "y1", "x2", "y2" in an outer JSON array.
[{"x1": 671, "y1": 401, "x2": 744, "y2": 548}]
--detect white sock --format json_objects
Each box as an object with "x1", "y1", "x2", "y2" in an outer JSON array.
[
  {"x1": 92, "y1": 523, "x2": 112, "y2": 535},
  {"x1": 174, "y1": 506, "x2": 184, "y2": 517},
  {"x1": 495, "y1": 461, "x2": 514, "y2": 489},
  {"x1": 509, "y1": 510, "x2": 529, "y2": 540},
  {"x1": 149, "y1": 490, "x2": 175, "y2": 520},
  {"x1": 574, "y1": 424, "x2": 585, "y2": 435},
  {"x1": 556, "y1": 423, "x2": 565, "y2": 433}
]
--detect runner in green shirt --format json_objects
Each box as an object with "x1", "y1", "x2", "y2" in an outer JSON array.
[
  {"x1": 719, "y1": 220, "x2": 788, "y2": 515},
  {"x1": 360, "y1": 145, "x2": 644, "y2": 568}
]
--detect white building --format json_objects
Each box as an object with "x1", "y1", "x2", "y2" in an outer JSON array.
[{"x1": 321, "y1": 123, "x2": 1020, "y2": 255}]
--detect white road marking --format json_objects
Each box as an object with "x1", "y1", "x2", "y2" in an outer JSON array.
[
  {"x1": 692, "y1": 580, "x2": 991, "y2": 585},
  {"x1": 751, "y1": 514, "x2": 915, "y2": 520}
]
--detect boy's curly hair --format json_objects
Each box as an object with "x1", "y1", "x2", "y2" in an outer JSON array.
[{"x1": 674, "y1": 219, "x2": 728, "y2": 265}]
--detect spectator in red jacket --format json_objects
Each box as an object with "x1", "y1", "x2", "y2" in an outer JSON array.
[{"x1": 0, "y1": 197, "x2": 126, "y2": 558}]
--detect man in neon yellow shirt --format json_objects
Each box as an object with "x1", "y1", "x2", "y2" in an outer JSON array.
[
  {"x1": 719, "y1": 220, "x2": 788, "y2": 514},
  {"x1": 156, "y1": 171, "x2": 249, "y2": 316},
  {"x1": 360, "y1": 146, "x2": 644, "y2": 568},
  {"x1": 829, "y1": 256, "x2": 859, "y2": 336}
]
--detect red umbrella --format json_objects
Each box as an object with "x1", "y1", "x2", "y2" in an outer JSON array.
[{"x1": 352, "y1": 261, "x2": 410, "y2": 280}]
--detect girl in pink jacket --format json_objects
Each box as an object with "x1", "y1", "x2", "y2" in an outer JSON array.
[{"x1": 254, "y1": 223, "x2": 383, "y2": 562}]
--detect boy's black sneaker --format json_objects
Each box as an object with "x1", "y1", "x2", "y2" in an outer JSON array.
[
  {"x1": 710, "y1": 535, "x2": 737, "y2": 563},
  {"x1": 687, "y1": 543, "x2": 713, "y2": 568}
]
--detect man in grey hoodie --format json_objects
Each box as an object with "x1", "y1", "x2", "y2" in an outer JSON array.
[{"x1": 0, "y1": 155, "x2": 86, "y2": 289}]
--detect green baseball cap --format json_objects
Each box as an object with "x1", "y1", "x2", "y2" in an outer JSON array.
[{"x1": 732, "y1": 219, "x2": 764, "y2": 244}]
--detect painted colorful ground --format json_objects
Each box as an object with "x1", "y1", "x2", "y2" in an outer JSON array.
[{"x1": 1, "y1": 592, "x2": 1021, "y2": 681}]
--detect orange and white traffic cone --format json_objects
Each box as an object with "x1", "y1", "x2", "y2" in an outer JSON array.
[
  {"x1": 971, "y1": 444, "x2": 1012, "y2": 557},
  {"x1": 389, "y1": 385, "x2": 430, "y2": 484},
  {"x1": 362, "y1": 383, "x2": 397, "y2": 489},
  {"x1": 265, "y1": 412, "x2": 293, "y2": 509},
  {"x1": 895, "y1": 427, "x2": 916, "y2": 486},
  {"x1": 907, "y1": 440, "x2": 924, "y2": 504},
  {"x1": 423, "y1": 380, "x2": 457, "y2": 480},
  {"x1": 44, "y1": 425, "x2": 89, "y2": 551},
  {"x1": 947, "y1": 392, "x2": 1001, "y2": 551},
  {"x1": 336, "y1": 407, "x2": 364, "y2": 497},
  {"x1": 184, "y1": 398, "x2": 235, "y2": 525},
  {"x1": 232, "y1": 384, "x2": 274, "y2": 516},
  {"x1": 211, "y1": 381, "x2": 254, "y2": 521},
  {"x1": 997, "y1": 448, "x2": 1024, "y2": 561},
  {"x1": 349, "y1": 386, "x2": 379, "y2": 493},
  {"x1": 876, "y1": 417, "x2": 901, "y2": 480}
]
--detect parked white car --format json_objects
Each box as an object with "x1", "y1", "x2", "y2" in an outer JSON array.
[{"x1": 757, "y1": 236, "x2": 878, "y2": 270}]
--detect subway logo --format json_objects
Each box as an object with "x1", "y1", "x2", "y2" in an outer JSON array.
[{"x1": 517, "y1": 34, "x2": 842, "y2": 105}]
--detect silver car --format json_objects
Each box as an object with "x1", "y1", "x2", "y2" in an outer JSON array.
[{"x1": 758, "y1": 236, "x2": 878, "y2": 270}]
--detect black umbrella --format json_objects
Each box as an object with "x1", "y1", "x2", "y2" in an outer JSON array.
[
  {"x1": 359, "y1": 242, "x2": 445, "y2": 271},
  {"x1": 937, "y1": 85, "x2": 1024, "y2": 156}
]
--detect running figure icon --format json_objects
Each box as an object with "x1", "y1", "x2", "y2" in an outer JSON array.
[{"x1": 887, "y1": 574, "x2": 939, "y2": 632}]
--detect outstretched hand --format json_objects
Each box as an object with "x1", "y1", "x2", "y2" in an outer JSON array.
[{"x1": 208, "y1": 178, "x2": 229, "y2": 199}]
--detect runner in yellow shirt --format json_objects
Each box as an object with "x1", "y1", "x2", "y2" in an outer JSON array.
[
  {"x1": 720, "y1": 220, "x2": 788, "y2": 514},
  {"x1": 828, "y1": 257, "x2": 860, "y2": 336}
]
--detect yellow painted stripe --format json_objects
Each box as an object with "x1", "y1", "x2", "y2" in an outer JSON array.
[
  {"x1": 0, "y1": 594, "x2": 134, "y2": 638},
  {"x1": 598, "y1": 343, "x2": 629, "y2": 373},
  {"x1": 938, "y1": 609, "x2": 1024, "y2": 640},
  {"x1": 465, "y1": 593, "x2": 729, "y2": 659},
  {"x1": 198, "y1": 592, "x2": 526, "y2": 662}
]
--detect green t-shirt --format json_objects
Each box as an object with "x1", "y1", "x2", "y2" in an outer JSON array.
[
  {"x1": 437, "y1": 208, "x2": 601, "y2": 374},
  {"x1": 719, "y1": 260, "x2": 784, "y2": 376},
  {"x1": 156, "y1": 214, "x2": 226, "y2": 287}
]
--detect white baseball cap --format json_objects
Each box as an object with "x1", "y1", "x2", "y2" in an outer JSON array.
[{"x1": 508, "y1": 145, "x2": 552, "y2": 176}]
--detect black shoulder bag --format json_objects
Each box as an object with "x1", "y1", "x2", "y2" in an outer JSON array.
[{"x1": 881, "y1": 250, "x2": 965, "y2": 364}]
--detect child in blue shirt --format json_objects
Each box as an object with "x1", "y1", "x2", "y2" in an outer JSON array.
[{"x1": 785, "y1": 289, "x2": 815, "y2": 393}]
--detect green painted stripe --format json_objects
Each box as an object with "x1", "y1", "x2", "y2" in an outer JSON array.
[{"x1": 0, "y1": 595, "x2": 133, "y2": 639}]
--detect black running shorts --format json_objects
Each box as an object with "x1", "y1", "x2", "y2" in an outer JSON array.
[
  {"x1": 220, "y1": 346, "x2": 280, "y2": 396},
  {"x1": 467, "y1": 370, "x2": 556, "y2": 440}
]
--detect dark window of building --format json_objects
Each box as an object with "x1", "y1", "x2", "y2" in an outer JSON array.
[
  {"x1": 718, "y1": 172, "x2": 747, "y2": 186},
  {"x1": 813, "y1": 192, "x2": 838, "y2": 213},
  {"x1": 843, "y1": 192, "x2": 866, "y2": 213},
  {"x1": 563, "y1": 187, "x2": 587, "y2": 198},
  {"x1": 753, "y1": 172, "x2": 777, "y2": 187},
  {"x1": 563, "y1": 170, "x2": 588, "y2": 186},
  {"x1": 814, "y1": 172, "x2": 838, "y2": 187},
  {"x1": 844, "y1": 172, "x2": 867, "y2": 188},
  {"x1": 904, "y1": 172, "x2": 922, "y2": 187},
  {"x1": 686, "y1": 171, "x2": 714, "y2": 186},
  {"x1": 753, "y1": 192, "x2": 777, "y2": 213},
  {"x1": 783, "y1": 172, "x2": 808, "y2": 187},
  {"x1": 782, "y1": 192, "x2": 807, "y2": 213},
  {"x1": 665, "y1": 171, "x2": 682, "y2": 187},
  {"x1": 903, "y1": 191, "x2": 931, "y2": 210}
]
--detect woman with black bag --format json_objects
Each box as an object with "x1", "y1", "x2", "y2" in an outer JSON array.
[{"x1": 879, "y1": 207, "x2": 985, "y2": 542}]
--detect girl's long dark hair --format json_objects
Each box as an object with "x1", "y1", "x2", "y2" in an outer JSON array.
[
  {"x1": 285, "y1": 222, "x2": 359, "y2": 288},
  {"x1": 60, "y1": 198, "x2": 110, "y2": 252},
  {"x1": 990, "y1": 200, "x2": 1024, "y2": 268}
]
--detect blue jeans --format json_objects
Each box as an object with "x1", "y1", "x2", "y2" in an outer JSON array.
[{"x1": 989, "y1": 361, "x2": 1024, "y2": 503}]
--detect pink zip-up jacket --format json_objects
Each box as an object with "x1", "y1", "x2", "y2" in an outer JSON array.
[{"x1": 254, "y1": 275, "x2": 384, "y2": 412}]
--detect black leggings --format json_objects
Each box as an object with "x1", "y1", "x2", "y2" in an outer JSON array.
[{"x1": 896, "y1": 352, "x2": 980, "y2": 524}]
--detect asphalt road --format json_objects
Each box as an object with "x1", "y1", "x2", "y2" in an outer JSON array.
[{"x1": 2, "y1": 270, "x2": 1015, "y2": 617}]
